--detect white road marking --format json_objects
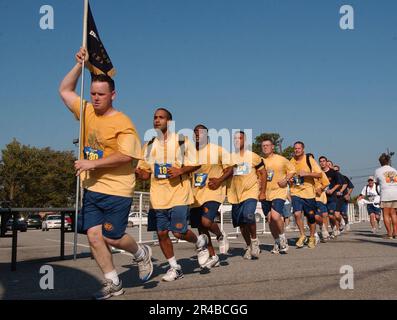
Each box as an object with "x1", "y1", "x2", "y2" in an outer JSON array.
[{"x1": 45, "y1": 239, "x2": 133, "y2": 257}]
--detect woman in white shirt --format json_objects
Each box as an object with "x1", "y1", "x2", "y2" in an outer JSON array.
[{"x1": 374, "y1": 153, "x2": 397, "y2": 239}]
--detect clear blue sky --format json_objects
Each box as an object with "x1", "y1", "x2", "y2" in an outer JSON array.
[{"x1": 1, "y1": 0, "x2": 396, "y2": 192}]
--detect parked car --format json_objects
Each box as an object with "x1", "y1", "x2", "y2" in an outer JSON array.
[
  {"x1": 42, "y1": 215, "x2": 72, "y2": 231},
  {"x1": 27, "y1": 214, "x2": 42, "y2": 229},
  {"x1": 128, "y1": 212, "x2": 148, "y2": 227},
  {"x1": 6, "y1": 218, "x2": 28, "y2": 232}
]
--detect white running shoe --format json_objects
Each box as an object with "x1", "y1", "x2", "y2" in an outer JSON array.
[
  {"x1": 279, "y1": 236, "x2": 289, "y2": 254},
  {"x1": 197, "y1": 248, "x2": 210, "y2": 268},
  {"x1": 218, "y1": 231, "x2": 229, "y2": 254},
  {"x1": 133, "y1": 244, "x2": 153, "y2": 282},
  {"x1": 243, "y1": 246, "x2": 252, "y2": 260},
  {"x1": 372, "y1": 228, "x2": 377, "y2": 234},
  {"x1": 162, "y1": 266, "x2": 184, "y2": 282},
  {"x1": 314, "y1": 232, "x2": 320, "y2": 245},
  {"x1": 271, "y1": 240, "x2": 280, "y2": 254},
  {"x1": 202, "y1": 255, "x2": 220, "y2": 269},
  {"x1": 196, "y1": 234, "x2": 209, "y2": 249},
  {"x1": 196, "y1": 234, "x2": 210, "y2": 267},
  {"x1": 250, "y1": 238, "x2": 261, "y2": 258},
  {"x1": 345, "y1": 223, "x2": 351, "y2": 232}
]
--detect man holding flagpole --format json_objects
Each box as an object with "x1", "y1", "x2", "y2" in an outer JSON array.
[
  {"x1": 59, "y1": 45, "x2": 154, "y2": 300},
  {"x1": 58, "y1": 2, "x2": 153, "y2": 300}
]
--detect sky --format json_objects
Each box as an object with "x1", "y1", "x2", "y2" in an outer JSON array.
[{"x1": 0, "y1": 0, "x2": 396, "y2": 193}]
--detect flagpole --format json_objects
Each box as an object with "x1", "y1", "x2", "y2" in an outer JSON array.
[{"x1": 74, "y1": 0, "x2": 89, "y2": 261}]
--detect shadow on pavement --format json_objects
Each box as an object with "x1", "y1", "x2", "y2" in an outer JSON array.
[{"x1": 0, "y1": 256, "x2": 100, "y2": 300}]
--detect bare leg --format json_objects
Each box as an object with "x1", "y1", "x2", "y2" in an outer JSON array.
[
  {"x1": 87, "y1": 225, "x2": 115, "y2": 274},
  {"x1": 382, "y1": 208, "x2": 392, "y2": 237},
  {"x1": 104, "y1": 234, "x2": 139, "y2": 255},
  {"x1": 240, "y1": 224, "x2": 251, "y2": 246},
  {"x1": 294, "y1": 211, "x2": 305, "y2": 236},
  {"x1": 158, "y1": 230, "x2": 174, "y2": 259}
]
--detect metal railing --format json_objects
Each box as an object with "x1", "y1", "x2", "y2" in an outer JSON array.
[
  {"x1": 0, "y1": 207, "x2": 75, "y2": 271},
  {"x1": 0, "y1": 194, "x2": 375, "y2": 271}
]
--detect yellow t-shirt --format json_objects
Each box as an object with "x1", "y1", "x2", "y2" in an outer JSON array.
[
  {"x1": 227, "y1": 151, "x2": 265, "y2": 204},
  {"x1": 290, "y1": 155, "x2": 322, "y2": 199},
  {"x1": 191, "y1": 143, "x2": 231, "y2": 208},
  {"x1": 71, "y1": 98, "x2": 142, "y2": 197},
  {"x1": 263, "y1": 154, "x2": 296, "y2": 201},
  {"x1": 315, "y1": 171, "x2": 330, "y2": 204},
  {"x1": 137, "y1": 133, "x2": 195, "y2": 209}
]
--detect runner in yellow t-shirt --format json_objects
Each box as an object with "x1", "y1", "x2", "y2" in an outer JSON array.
[
  {"x1": 190, "y1": 124, "x2": 234, "y2": 269},
  {"x1": 59, "y1": 48, "x2": 152, "y2": 299},
  {"x1": 135, "y1": 108, "x2": 210, "y2": 281},
  {"x1": 313, "y1": 160, "x2": 331, "y2": 241},
  {"x1": 289, "y1": 141, "x2": 322, "y2": 249},
  {"x1": 228, "y1": 131, "x2": 267, "y2": 260},
  {"x1": 261, "y1": 139, "x2": 295, "y2": 254}
]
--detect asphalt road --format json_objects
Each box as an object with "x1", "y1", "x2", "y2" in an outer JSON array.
[{"x1": 0, "y1": 222, "x2": 396, "y2": 300}]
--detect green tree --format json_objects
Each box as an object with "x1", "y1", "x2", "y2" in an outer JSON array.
[
  {"x1": 0, "y1": 139, "x2": 76, "y2": 207},
  {"x1": 252, "y1": 132, "x2": 294, "y2": 159},
  {"x1": 281, "y1": 145, "x2": 295, "y2": 160}
]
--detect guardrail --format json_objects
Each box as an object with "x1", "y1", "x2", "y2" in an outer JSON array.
[
  {"x1": 0, "y1": 196, "x2": 372, "y2": 271},
  {"x1": 0, "y1": 207, "x2": 75, "y2": 271}
]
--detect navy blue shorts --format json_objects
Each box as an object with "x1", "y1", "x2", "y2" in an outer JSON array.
[
  {"x1": 291, "y1": 196, "x2": 316, "y2": 216},
  {"x1": 336, "y1": 197, "x2": 348, "y2": 214},
  {"x1": 340, "y1": 202, "x2": 348, "y2": 216},
  {"x1": 232, "y1": 198, "x2": 258, "y2": 228},
  {"x1": 190, "y1": 201, "x2": 221, "y2": 228},
  {"x1": 367, "y1": 204, "x2": 381, "y2": 215},
  {"x1": 316, "y1": 201, "x2": 328, "y2": 216},
  {"x1": 261, "y1": 199, "x2": 289, "y2": 218},
  {"x1": 327, "y1": 200, "x2": 337, "y2": 215},
  {"x1": 147, "y1": 205, "x2": 190, "y2": 233},
  {"x1": 79, "y1": 189, "x2": 132, "y2": 240}
]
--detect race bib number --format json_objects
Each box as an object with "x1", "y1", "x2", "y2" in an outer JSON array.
[
  {"x1": 83, "y1": 146, "x2": 104, "y2": 161},
  {"x1": 234, "y1": 163, "x2": 250, "y2": 176},
  {"x1": 154, "y1": 163, "x2": 172, "y2": 179},
  {"x1": 293, "y1": 176, "x2": 304, "y2": 186},
  {"x1": 194, "y1": 173, "x2": 208, "y2": 187},
  {"x1": 267, "y1": 170, "x2": 274, "y2": 182}
]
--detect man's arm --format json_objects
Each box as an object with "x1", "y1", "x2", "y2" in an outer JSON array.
[
  {"x1": 168, "y1": 166, "x2": 201, "y2": 179},
  {"x1": 327, "y1": 183, "x2": 341, "y2": 195},
  {"x1": 208, "y1": 166, "x2": 234, "y2": 190},
  {"x1": 299, "y1": 170, "x2": 322, "y2": 179},
  {"x1": 59, "y1": 48, "x2": 87, "y2": 111},
  {"x1": 258, "y1": 168, "x2": 267, "y2": 201},
  {"x1": 74, "y1": 151, "x2": 133, "y2": 176},
  {"x1": 338, "y1": 183, "x2": 348, "y2": 196}
]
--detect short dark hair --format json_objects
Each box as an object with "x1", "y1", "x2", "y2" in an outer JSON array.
[
  {"x1": 328, "y1": 160, "x2": 334, "y2": 166},
  {"x1": 379, "y1": 153, "x2": 391, "y2": 166},
  {"x1": 319, "y1": 156, "x2": 328, "y2": 161},
  {"x1": 155, "y1": 108, "x2": 173, "y2": 120},
  {"x1": 294, "y1": 141, "x2": 305, "y2": 148},
  {"x1": 194, "y1": 124, "x2": 208, "y2": 131},
  {"x1": 91, "y1": 74, "x2": 115, "y2": 91},
  {"x1": 262, "y1": 138, "x2": 274, "y2": 145},
  {"x1": 235, "y1": 131, "x2": 246, "y2": 137}
]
